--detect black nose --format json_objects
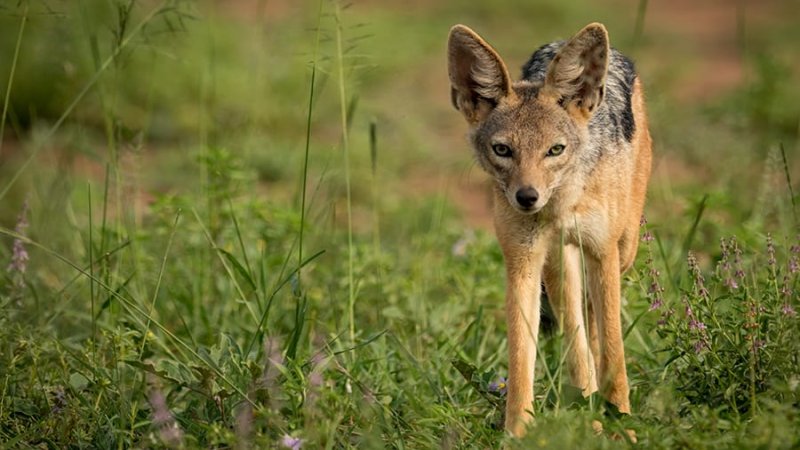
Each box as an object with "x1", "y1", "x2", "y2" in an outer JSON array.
[{"x1": 515, "y1": 187, "x2": 539, "y2": 209}]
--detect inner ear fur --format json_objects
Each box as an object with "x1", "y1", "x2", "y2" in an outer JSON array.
[
  {"x1": 447, "y1": 25, "x2": 514, "y2": 124},
  {"x1": 542, "y1": 23, "x2": 610, "y2": 119}
]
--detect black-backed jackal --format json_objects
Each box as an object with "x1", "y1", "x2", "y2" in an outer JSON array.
[{"x1": 447, "y1": 23, "x2": 652, "y2": 437}]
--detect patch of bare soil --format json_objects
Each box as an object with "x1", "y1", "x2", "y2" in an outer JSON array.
[{"x1": 645, "y1": 0, "x2": 742, "y2": 102}]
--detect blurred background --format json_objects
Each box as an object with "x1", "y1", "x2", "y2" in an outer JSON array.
[{"x1": 1, "y1": 0, "x2": 797, "y2": 234}]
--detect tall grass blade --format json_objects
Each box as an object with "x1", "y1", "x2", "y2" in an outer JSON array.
[
  {"x1": 779, "y1": 143, "x2": 797, "y2": 225},
  {"x1": 346, "y1": 94, "x2": 359, "y2": 131},
  {"x1": 631, "y1": 0, "x2": 648, "y2": 51},
  {"x1": 88, "y1": 184, "x2": 96, "y2": 361},
  {"x1": 0, "y1": 1, "x2": 27, "y2": 157},
  {"x1": 299, "y1": 0, "x2": 325, "y2": 289},
  {"x1": 228, "y1": 198, "x2": 255, "y2": 284},
  {"x1": 285, "y1": 294, "x2": 308, "y2": 361},
  {"x1": 100, "y1": 163, "x2": 111, "y2": 291},
  {"x1": 369, "y1": 119, "x2": 382, "y2": 279},
  {"x1": 139, "y1": 211, "x2": 181, "y2": 359},
  {"x1": 681, "y1": 194, "x2": 708, "y2": 259},
  {"x1": 369, "y1": 120, "x2": 377, "y2": 175},
  {"x1": 334, "y1": 0, "x2": 357, "y2": 343}
]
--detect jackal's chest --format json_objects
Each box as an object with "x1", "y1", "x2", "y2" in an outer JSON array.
[{"x1": 556, "y1": 210, "x2": 610, "y2": 256}]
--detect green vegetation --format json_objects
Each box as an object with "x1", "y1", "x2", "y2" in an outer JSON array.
[{"x1": 1, "y1": 0, "x2": 798, "y2": 448}]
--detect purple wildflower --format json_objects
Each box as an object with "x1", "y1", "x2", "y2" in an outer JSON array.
[
  {"x1": 685, "y1": 303, "x2": 706, "y2": 331},
  {"x1": 281, "y1": 435, "x2": 303, "y2": 450},
  {"x1": 148, "y1": 377, "x2": 184, "y2": 446},
  {"x1": 687, "y1": 252, "x2": 709, "y2": 299},
  {"x1": 261, "y1": 337, "x2": 285, "y2": 410},
  {"x1": 716, "y1": 238, "x2": 741, "y2": 290},
  {"x1": 781, "y1": 303, "x2": 796, "y2": 316},
  {"x1": 7, "y1": 199, "x2": 30, "y2": 279},
  {"x1": 689, "y1": 319, "x2": 706, "y2": 331},
  {"x1": 724, "y1": 277, "x2": 739, "y2": 290},
  {"x1": 719, "y1": 238, "x2": 730, "y2": 267},
  {"x1": 781, "y1": 275, "x2": 793, "y2": 299},
  {"x1": 235, "y1": 404, "x2": 253, "y2": 446},
  {"x1": 729, "y1": 237, "x2": 745, "y2": 281},
  {"x1": 642, "y1": 229, "x2": 664, "y2": 311},
  {"x1": 657, "y1": 308, "x2": 674, "y2": 327},
  {"x1": 790, "y1": 256, "x2": 799, "y2": 274},
  {"x1": 8, "y1": 239, "x2": 28, "y2": 274},
  {"x1": 682, "y1": 298, "x2": 710, "y2": 353},
  {"x1": 150, "y1": 389, "x2": 173, "y2": 426},
  {"x1": 648, "y1": 296, "x2": 663, "y2": 312},
  {"x1": 647, "y1": 265, "x2": 664, "y2": 299},
  {"x1": 51, "y1": 387, "x2": 67, "y2": 415},
  {"x1": 488, "y1": 376, "x2": 508, "y2": 395},
  {"x1": 766, "y1": 234, "x2": 776, "y2": 267},
  {"x1": 647, "y1": 263, "x2": 665, "y2": 310},
  {"x1": 694, "y1": 340, "x2": 708, "y2": 354}
]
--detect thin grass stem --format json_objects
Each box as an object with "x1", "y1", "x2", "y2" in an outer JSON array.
[
  {"x1": 0, "y1": 1, "x2": 27, "y2": 157},
  {"x1": 334, "y1": 1, "x2": 356, "y2": 343},
  {"x1": 299, "y1": 0, "x2": 324, "y2": 287},
  {"x1": 138, "y1": 211, "x2": 181, "y2": 359},
  {"x1": 631, "y1": 0, "x2": 648, "y2": 51},
  {"x1": 778, "y1": 143, "x2": 797, "y2": 225},
  {"x1": 88, "y1": 184, "x2": 96, "y2": 363}
]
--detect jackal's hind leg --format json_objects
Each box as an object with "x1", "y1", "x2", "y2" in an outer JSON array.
[{"x1": 543, "y1": 244, "x2": 598, "y2": 396}]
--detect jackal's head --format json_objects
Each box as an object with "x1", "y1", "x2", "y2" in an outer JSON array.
[{"x1": 447, "y1": 23, "x2": 610, "y2": 214}]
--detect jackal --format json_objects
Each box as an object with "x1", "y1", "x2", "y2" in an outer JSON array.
[{"x1": 447, "y1": 23, "x2": 652, "y2": 436}]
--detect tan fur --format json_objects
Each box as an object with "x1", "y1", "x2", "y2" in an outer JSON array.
[{"x1": 447, "y1": 23, "x2": 652, "y2": 437}]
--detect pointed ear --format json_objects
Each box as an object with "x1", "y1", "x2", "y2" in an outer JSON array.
[
  {"x1": 542, "y1": 23, "x2": 610, "y2": 119},
  {"x1": 448, "y1": 25, "x2": 514, "y2": 125}
]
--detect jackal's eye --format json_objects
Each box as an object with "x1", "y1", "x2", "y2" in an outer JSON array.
[
  {"x1": 492, "y1": 144, "x2": 513, "y2": 158},
  {"x1": 546, "y1": 144, "x2": 565, "y2": 157}
]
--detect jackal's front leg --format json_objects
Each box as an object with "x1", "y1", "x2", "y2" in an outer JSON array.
[
  {"x1": 500, "y1": 238, "x2": 548, "y2": 437},
  {"x1": 587, "y1": 247, "x2": 630, "y2": 414}
]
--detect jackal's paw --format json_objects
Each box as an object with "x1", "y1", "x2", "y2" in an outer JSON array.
[
  {"x1": 591, "y1": 419, "x2": 603, "y2": 435},
  {"x1": 504, "y1": 406, "x2": 533, "y2": 438},
  {"x1": 591, "y1": 420, "x2": 637, "y2": 444},
  {"x1": 581, "y1": 379, "x2": 598, "y2": 397}
]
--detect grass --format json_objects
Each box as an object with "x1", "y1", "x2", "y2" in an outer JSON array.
[{"x1": 1, "y1": 0, "x2": 799, "y2": 448}]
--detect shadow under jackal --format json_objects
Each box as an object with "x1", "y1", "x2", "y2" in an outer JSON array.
[{"x1": 447, "y1": 22, "x2": 652, "y2": 437}]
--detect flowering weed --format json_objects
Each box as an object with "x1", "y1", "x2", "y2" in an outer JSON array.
[{"x1": 655, "y1": 234, "x2": 800, "y2": 417}]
